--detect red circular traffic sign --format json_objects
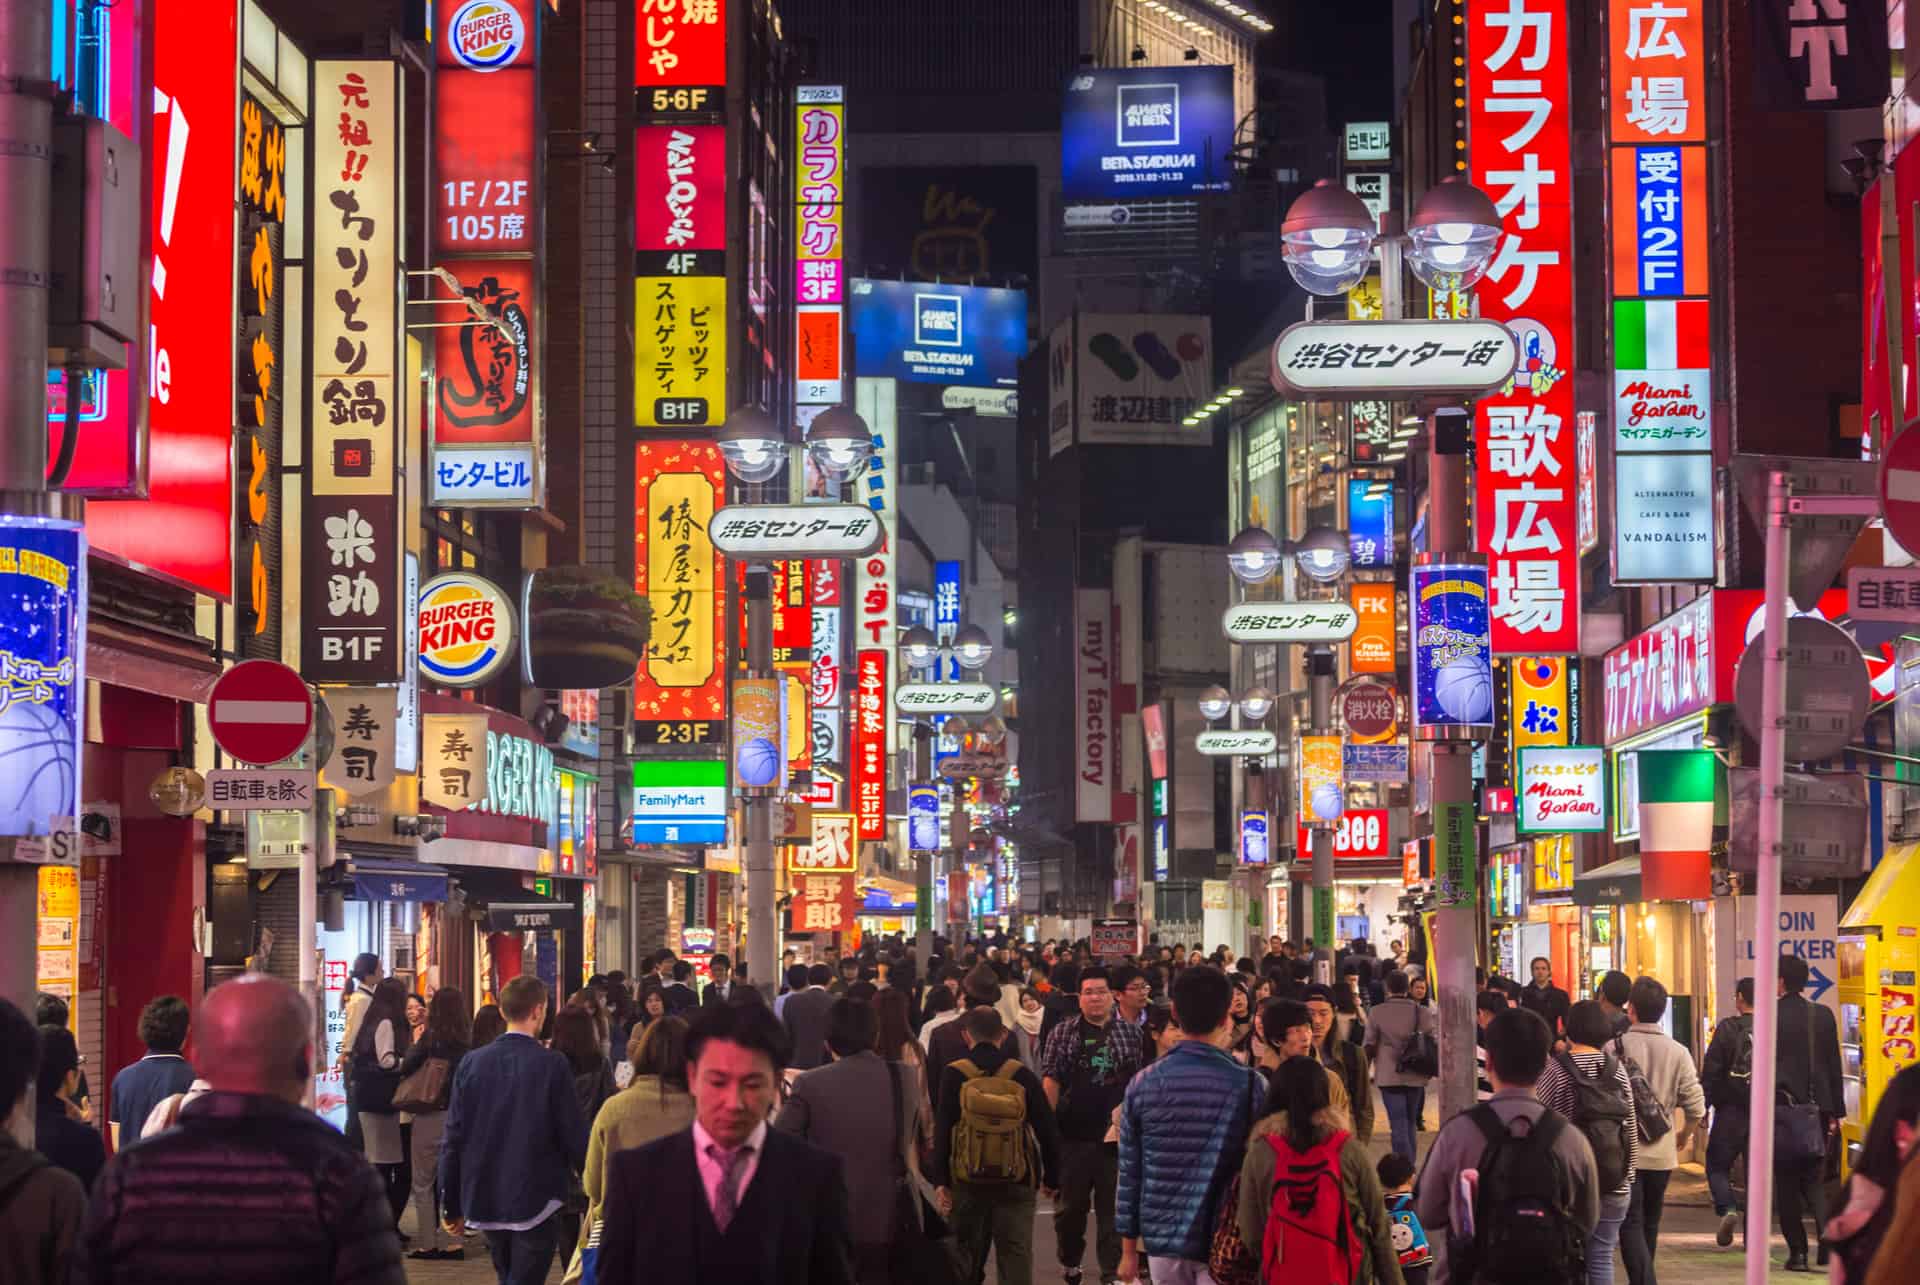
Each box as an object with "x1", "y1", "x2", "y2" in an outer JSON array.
[
  {"x1": 1882, "y1": 426, "x2": 1920, "y2": 554},
  {"x1": 1339, "y1": 678, "x2": 1399, "y2": 740},
  {"x1": 208, "y1": 660, "x2": 314, "y2": 765}
]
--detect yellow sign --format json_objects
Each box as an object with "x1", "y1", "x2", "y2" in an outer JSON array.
[
  {"x1": 634, "y1": 275, "x2": 727, "y2": 428},
  {"x1": 635, "y1": 443, "x2": 725, "y2": 718},
  {"x1": 1346, "y1": 274, "x2": 1383, "y2": 320},
  {"x1": 794, "y1": 102, "x2": 845, "y2": 263},
  {"x1": 1532, "y1": 834, "x2": 1575, "y2": 895},
  {"x1": 1299, "y1": 735, "x2": 1344, "y2": 824},
  {"x1": 1510, "y1": 656, "x2": 1571, "y2": 748},
  {"x1": 37, "y1": 865, "x2": 78, "y2": 991}
]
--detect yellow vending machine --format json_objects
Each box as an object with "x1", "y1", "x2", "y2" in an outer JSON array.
[{"x1": 1837, "y1": 843, "x2": 1920, "y2": 1173}]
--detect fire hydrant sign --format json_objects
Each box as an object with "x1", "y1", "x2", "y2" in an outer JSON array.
[{"x1": 1516, "y1": 745, "x2": 1607, "y2": 833}]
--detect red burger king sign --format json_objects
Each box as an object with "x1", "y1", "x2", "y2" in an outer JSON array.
[{"x1": 445, "y1": 0, "x2": 530, "y2": 71}]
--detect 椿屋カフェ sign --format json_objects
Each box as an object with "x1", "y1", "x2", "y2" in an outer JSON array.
[
  {"x1": 1517, "y1": 745, "x2": 1607, "y2": 833},
  {"x1": 1269, "y1": 319, "x2": 1517, "y2": 398}
]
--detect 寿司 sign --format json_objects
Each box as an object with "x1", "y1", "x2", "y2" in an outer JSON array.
[
  {"x1": 418, "y1": 572, "x2": 517, "y2": 688},
  {"x1": 1270, "y1": 319, "x2": 1518, "y2": 398},
  {"x1": 1517, "y1": 745, "x2": 1607, "y2": 833}
]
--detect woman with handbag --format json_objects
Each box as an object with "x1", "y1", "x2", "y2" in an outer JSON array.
[
  {"x1": 1363, "y1": 970, "x2": 1437, "y2": 1163},
  {"x1": 349, "y1": 978, "x2": 413, "y2": 1229},
  {"x1": 395, "y1": 987, "x2": 471, "y2": 1262}
]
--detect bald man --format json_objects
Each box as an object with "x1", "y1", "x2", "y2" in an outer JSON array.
[{"x1": 73, "y1": 975, "x2": 405, "y2": 1285}]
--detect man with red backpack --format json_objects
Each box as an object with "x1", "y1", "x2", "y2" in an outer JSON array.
[{"x1": 1414, "y1": 1008, "x2": 1601, "y2": 1285}]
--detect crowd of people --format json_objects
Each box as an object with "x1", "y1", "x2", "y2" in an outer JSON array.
[{"x1": 4, "y1": 932, "x2": 1920, "y2": 1285}]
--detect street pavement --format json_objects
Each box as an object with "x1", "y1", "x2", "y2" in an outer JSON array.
[{"x1": 400, "y1": 1120, "x2": 1822, "y2": 1283}]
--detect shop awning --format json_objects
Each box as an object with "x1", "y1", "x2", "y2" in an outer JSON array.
[
  {"x1": 350, "y1": 858, "x2": 450, "y2": 903},
  {"x1": 1572, "y1": 857, "x2": 1642, "y2": 907},
  {"x1": 1842, "y1": 842, "x2": 1920, "y2": 930},
  {"x1": 484, "y1": 901, "x2": 577, "y2": 932}
]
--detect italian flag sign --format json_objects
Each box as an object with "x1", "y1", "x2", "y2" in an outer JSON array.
[
  {"x1": 1637, "y1": 749, "x2": 1717, "y2": 900},
  {"x1": 1614, "y1": 299, "x2": 1709, "y2": 370}
]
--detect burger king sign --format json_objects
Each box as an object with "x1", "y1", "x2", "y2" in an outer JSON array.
[
  {"x1": 418, "y1": 572, "x2": 517, "y2": 687},
  {"x1": 446, "y1": 0, "x2": 529, "y2": 71}
]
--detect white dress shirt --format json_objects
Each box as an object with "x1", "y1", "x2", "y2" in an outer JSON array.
[{"x1": 692, "y1": 1118, "x2": 766, "y2": 1219}]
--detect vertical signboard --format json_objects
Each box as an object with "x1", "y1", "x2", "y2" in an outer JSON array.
[
  {"x1": 852, "y1": 650, "x2": 887, "y2": 840},
  {"x1": 305, "y1": 62, "x2": 403, "y2": 682},
  {"x1": 1347, "y1": 478, "x2": 1394, "y2": 570},
  {"x1": 1075, "y1": 589, "x2": 1113, "y2": 823},
  {"x1": 1410, "y1": 562, "x2": 1493, "y2": 734},
  {"x1": 796, "y1": 86, "x2": 846, "y2": 406},
  {"x1": 1468, "y1": 0, "x2": 1579, "y2": 655},
  {"x1": 809, "y1": 559, "x2": 845, "y2": 806},
  {"x1": 632, "y1": 441, "x2": 726, "y2": 726},
  {"x1": 1606, "y1": 1, "x2": 1714, "y2": 586},
  {"x1": 1510, "y1": 656, "x2": 1571, "y2": 748},
  {"x1": 1349, "y1": 582, "x2": 1396, "y2": 674},
  {"x1": 238, "y1": 91, "x2": 286, "y2": 654},
  {"x1": 85, "y1": 0, "x2": 238, "y2": 592},
  {"x1": 0, "y1": 519, "x2": 86, "y2": 839},
  {"x1": 852, "y1": 376, "x2": 897, "y2": 806}
]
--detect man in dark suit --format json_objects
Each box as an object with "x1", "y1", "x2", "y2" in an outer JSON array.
[
  {"x1": 661, "y1": 961, "x2": 701, "y2": 1015},
  {"x1": 702, "y1": 955, "x2": 739, "y2": 1006},
  {"x1": 776, "y1": 999, "x2": 920, "y2": 1282},
  {"x1": 441, "y1": 975, "x2": 587, "y2": 1285},
  {"x1": 596, "y1": 1002, "x2": 853, "y2": 1285},
  {"x1": 1773, "y1": 954, "x2": 1844, "y2": 1271},
  {"x1": 782, "y1": 963, "x2": 837, "y2": 1071}
]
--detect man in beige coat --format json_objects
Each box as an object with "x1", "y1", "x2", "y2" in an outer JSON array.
[{"x1": 1614, "y1": 976, "x2": 1705, "y2": 1285}]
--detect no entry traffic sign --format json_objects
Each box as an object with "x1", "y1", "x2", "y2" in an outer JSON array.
[
  {"x1": 209, "y1": 661, "x2": 314, "y2": 766},
  {"x1": 1882, "y1": 426, "x2": 1920, "y2": 555}
]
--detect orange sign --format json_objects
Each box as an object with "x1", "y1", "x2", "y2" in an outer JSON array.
[
  {"x1": 1350, "y1": 583, "x2": 1395, "y2": 674},
  {"x1": 1608, "y1": 146, "x2": 1708, "y2": 298},
  {"x1": 1607, "y1": 0, "x2": 1706, "y2": 144}
]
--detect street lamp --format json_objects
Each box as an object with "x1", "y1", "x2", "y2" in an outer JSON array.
[
  {"x1": 716, "y1": 406, "x2": 786, "y2": 484},
  {"x1": 1405, "y1": 177, "x2": 1504, "y2": 295},
  {"x1": 1288, "y1": 526, "x2": 1351, "y2": 584},
  {"x1": 1237, "y1": 686, "x2": 1275, "y2": 722},
  {"x1": 1197, "y1": 685, "x2": 1234, "y2": 722},
  {"x1": 1281, "y1": 179, "x2": 1376, "y2": 296},
  {"x1": 951, "y1": 624, "x2": 994, "y2": 671},
  {"x1": 900, "y1": 625, "x2": 939, "y2": 672},
  {"x1": 1227, "y1": 526, "x2": 1283, "y2": 585},
  {"x1": 804, "y1": 404, "x2": 873, "y2": 483}
]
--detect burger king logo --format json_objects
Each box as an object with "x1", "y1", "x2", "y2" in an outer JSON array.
[
  {"x1": 446, "y1": 0, "x2": 526, "y2": 71},
  {"x1": 418, "y1": 572, "x2": 517, "y2": 687}
]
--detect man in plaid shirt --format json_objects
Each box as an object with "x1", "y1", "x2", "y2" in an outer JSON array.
[{"x1": 1040, "y1": 965, "x2": 1145, "y2": 1285}]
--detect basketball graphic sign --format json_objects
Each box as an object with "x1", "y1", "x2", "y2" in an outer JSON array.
[{"x1": 418, "y1": 572, "x2": 517, "y2": 688}]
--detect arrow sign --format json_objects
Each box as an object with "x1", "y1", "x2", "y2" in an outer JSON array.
[{"x1": 1808, "y1": 965, "x2": 1834, "y2": 1004}]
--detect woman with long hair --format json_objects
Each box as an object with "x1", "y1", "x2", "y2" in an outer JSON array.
[
  {"x1": 874, "y1": 985, "x2": 933, "y2": 1158},
  {"x1": 1236, "y1": 1056, "x2": 1404, "y2": 1283},
  {"x1": 566, "y1": 987, "x2": 612, "y2": 1059},
  {"x1": 1831, "y1": 1063, "x2": 1920, "y2": 1281},
  {"x1": 470, "y1": 1002, "x2": 507, "y2": 1047},
  {"x1": 563, "y1": 1019, "x2": 696, "y2": 1285},
  {"x1": 398, "y1": 988, "x2": 471, "y2": 1261},
  {"x1": 551, "y1": 1003, "x2": 617, "y2": 1267},
  {"x1": 351, "y1": 977, "x2": 413, "y2": 1226}
]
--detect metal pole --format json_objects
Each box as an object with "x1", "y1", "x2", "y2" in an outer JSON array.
[
  {"x1": 0, "y1": 0, "x2": 52, "y2": 492},
  {"x1": 744, "y1": 566, "x2": 777, "y2": 997},
  {"x1": 1309, "y1": 645, "x2": 1335, "y2": 983},
  {"x1": 1743, "y1": 470, "x2": 1793, "y2": 1285},
  {"x1": 1427, "y1": 408, "x2": 1481, "y2": 1125}
]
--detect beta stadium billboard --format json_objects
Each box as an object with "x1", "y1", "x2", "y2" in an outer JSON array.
[
  {"x1": 848, "y1": 279, "x2": 1027, "y2": 389},
  {"x1": 1060, "y1": 66, "x2": 1234, "y2": 201}
]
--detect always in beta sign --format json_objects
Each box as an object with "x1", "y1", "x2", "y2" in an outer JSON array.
[
  {"x1": 848, "y1": 280, "x2": 1027, "y2": 389},
  {"x1": 1060, "y1": 66, "x2": 1234, "y2": 201}
]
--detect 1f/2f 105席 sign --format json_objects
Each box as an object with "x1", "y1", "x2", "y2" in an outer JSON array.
[
  {"x1": 1221, "y1": 601, "x2": 1358, "y2": 644},
  {"x1": 708, "y1": 504, "x2": 883, "y2": 560},
  {"x1": 1269, "y1": 320, "x2": 1518, "y2": 398}
]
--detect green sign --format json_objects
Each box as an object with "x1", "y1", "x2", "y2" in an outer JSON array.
[
  {"x1": 1313, "y1": 885, "x2": 1334, "y2": 948},
  {"x1": 1435, "y1": 801, "x2": 1477, "y2": 907},
  {"x1": 532, "y1": 877, "x2": 553, "y2": 899},
  {"x1": 1151, "y1": 777, "x2": 1168, "y2": 817}
]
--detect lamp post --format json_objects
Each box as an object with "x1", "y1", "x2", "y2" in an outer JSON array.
[
  {"x1": 717, "y1": 405, "x2": 871, "y2": 998},
  {"x1": 1289, "y1": 524, "x2": 1350, "y2": 984},
  {"x1": 1278, "y1": 175, "x2": 1502, "y2": 1114}
]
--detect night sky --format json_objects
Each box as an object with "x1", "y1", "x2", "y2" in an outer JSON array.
[{"x1": 1280, "y1": 0, "x2": 1397, "y2": 125}]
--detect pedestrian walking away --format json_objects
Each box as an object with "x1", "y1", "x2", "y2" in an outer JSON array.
[
  {"x1": 594, "y1": 1000, "x2": 855, "y2": 1284},
  {"x1": 1824, "y1": 1063, "x2": 1920, "y2": 1282},
  {"x1": 1365, "y1": 968, "x2": 1437, "y2": 1162},
  {"x1": 1537, "y1": 1000, "x2": 1640, "y2": 1285},
  {"x1": 73, "y1": 974, "x2": 404, "y2": 1285},
  {"x1": 1614, "y1": 976, "x2": 1706, "y2": 1285},
  {"x1": 1770, "y1": 955, "x2": 1845, "y2": 1273},
  {"x1": 1697, "y1": 977, "x2": 1755, "y2": 1247},
  {"x1": 438, "y1": 975, "x2": 589, "y2": 1285},
  {"x1": 0, "y1": 1001, "x2": 86, "y2": 1285},
  {"x1": 107, "y1": 994, "x2": 195, "y2": 1152}
]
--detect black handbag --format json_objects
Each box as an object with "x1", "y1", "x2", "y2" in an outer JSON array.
[
  {"x1": 886, "y1": 1057, "x2": 956, "y2": 1285},
  {"x1": 1775, "y1": 1002, "x2": 1829, "y2": 1166},
  {"x1": 1398, "y1": 1025, "x2": 1440, "y2": 1079}
]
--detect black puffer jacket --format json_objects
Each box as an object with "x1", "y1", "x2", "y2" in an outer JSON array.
[{"x1": 73, "y1": 1091, "x2": 404, "y2": 1285}]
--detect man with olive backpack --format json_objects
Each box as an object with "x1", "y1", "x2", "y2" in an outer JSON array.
[{"x1": 932, "y1": 1007, "x2": 1061, "y2": 1285}]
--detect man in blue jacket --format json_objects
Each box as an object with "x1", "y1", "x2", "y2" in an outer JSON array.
[
  {"x1": 440, "y1": 975, "x2": 588, "y2": 1285},
  {"x1": 1116, "y1": 966, "x2": 1265, "y2": 1285}
]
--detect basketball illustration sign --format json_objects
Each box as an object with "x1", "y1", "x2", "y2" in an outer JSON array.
[
  {"x1": 1410, "y1": 560, "x2": 1492, "y2": 736},
  {"x1": 0, "y1": 517, "x2": 86, "y2": 840}
]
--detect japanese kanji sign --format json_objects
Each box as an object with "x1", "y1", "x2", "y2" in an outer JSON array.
[
  {"x1": 708, "y1": 503, "x2": 883, "y2": 559},
  {"x1": 634, "y1": 0, "x2": 726, "y2": 88},
  {"x1": 895, "y1": 683, "x2": 997, "y2": 715},
  {"x1": 1751, "y1": 0, "x2": 1890, "y2": 110},
  {"x1": 1509, "y1": 655, "x2": 1572, "y2": 749},
  {"x1": 1608, "y1": 0, "x2": 1705, "y2": 143},
  {"x1": 1220, "y1": 600, "x2": 1359, "y2": 644},
  {"x1": 1075, "y1": 314, "x2": 1212, "y2": 449},
  {"x1": 788, "y1": 871, "x2": 857, "y2": 934},
  {"x1": 1468, "y1": 0, "x2": 1581, "y2": 655},
  {"x1": 1194, "y1": 729, "x2": 1278, "y2": 757},
  {"x1": 321, "y1": 686, "x2": 399, "y2": 798},
  {"x1": 206, "y1": 770, "x2": 317, "y2": 812},
  {"x1": 852, "y1": 377, "x2": 897, "y2": 787},
  {"x1": 1609, "y1": 146, "x2": 1708, "y2": 297},
  {"x1": 852, "y1": 649, "x2": 888, "y2": 840},
  {"x1": 1268, "y1": 319, "x2": 1517, "y2": 397},
  {"x1": 422, "y1": 712, "x2": 491, "y2": 809},
  {"x1": 796, "y1": 86, "x2": 846, "y2": 405},
  {"x1": 432, "y1": 261, "x2": 537, "y2": 486},
  {"x1": 634, "y1": 274, "x2": 726, "y2": 427},
  {"x1": 633, "y1": 441, "x2": 726, "y2": 722},
  {"x1": 811, "y1": 559, "x2": 845, "y2": 801},
  {"x1": 795, "y1": 811, "x2": 856, "y2": 873},
  {"x1": 1847, "y1": 566, "x2": 1920, "y2": 622},
  {"x1": 434, "y1": 0, "x2": 535, "y2": 254},
  {"x1": 305, "y1": 61, "x2": 403, "y2": 683},
  {"x1": 238, "y1": 90, "x2": 286, "y2": 655}
]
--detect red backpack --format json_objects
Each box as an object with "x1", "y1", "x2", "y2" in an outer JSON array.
[{"x1": 1260, "y1": 1129, "x2": 1363, "y2": 1285}]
